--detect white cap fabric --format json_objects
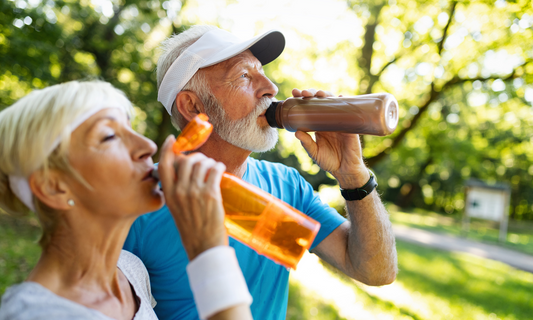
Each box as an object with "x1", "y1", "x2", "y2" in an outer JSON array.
[{"x1": 158, "y1": 28, "x2": 285, "y2": 114}]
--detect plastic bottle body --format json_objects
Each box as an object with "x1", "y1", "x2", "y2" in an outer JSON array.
[
  {"x1": 269, "y1": 93, "x2": 399, "y2": 136},
  {"x1": 220, "y1": 173, "x2": 320, "y2": 269},
  {"x1": 165, "y1": 113, "x2": 322, "y2": 269}
]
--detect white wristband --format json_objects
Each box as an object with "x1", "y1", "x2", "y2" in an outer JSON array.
[{"x1": 186, "y1": 246, "x2": 253, "y2": 319}]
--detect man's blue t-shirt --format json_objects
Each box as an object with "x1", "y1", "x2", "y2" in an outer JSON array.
[{"x1": 124, "y1": 158, "x2": 346, "y2": 320}]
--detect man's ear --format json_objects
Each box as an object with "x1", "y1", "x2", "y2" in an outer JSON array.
[
  {"x1": 175, "y1": 91, "x2": 206, "y2": 122},
  {"x1": 29, "y1": 170, "x2": 72, "y2": 211}
]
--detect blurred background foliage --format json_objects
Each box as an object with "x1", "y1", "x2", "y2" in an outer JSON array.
[{"x1": 1, "y1": 0, "x2": 532, "y2": 222}]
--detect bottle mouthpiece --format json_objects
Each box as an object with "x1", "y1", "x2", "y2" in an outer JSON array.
[
  {"x1": 266, "y1": 101, "x2": 283, "y2": 129},
  {"x1": 151, "y1": 167, "x2": 160, "y2": 180}
]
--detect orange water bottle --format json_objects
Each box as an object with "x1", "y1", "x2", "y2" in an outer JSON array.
[{"x1": 168, "y1": 114, "x2": 321, "y2": 269}]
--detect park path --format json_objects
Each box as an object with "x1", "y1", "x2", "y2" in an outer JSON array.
[
  {"x1": 289, "y1": 225, "x2": 533, "y2": 319},
  {"x1": 393, "y1": 224, "x2": 533, "y2": 273}
]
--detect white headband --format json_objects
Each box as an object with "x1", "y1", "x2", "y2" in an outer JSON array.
[
  {"x1": 8, "y1": 105, "x2": 121, "y2": 212},
  {"x1": 157, "y1": 28, "x2": 285, "y2": 114}
]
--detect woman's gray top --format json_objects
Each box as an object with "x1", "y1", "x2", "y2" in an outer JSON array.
[{"x1": 0, "y1": 250, "x2": 158, "y2": 320}]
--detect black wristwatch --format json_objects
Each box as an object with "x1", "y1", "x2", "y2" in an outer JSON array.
[{"x1": 340, "y1": 170, "x2": 378, "y2": 201}]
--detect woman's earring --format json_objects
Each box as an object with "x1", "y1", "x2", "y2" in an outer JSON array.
[{"x1": 67, "y1": 199, "x2": 75, "y2": 207}]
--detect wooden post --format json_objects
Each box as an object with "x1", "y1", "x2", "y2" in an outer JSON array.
[
  {"x1": 462, "y1": 187, "x2": 470, "y2": 238},
  {"x1": 499, "y1": 190, "x2": 510, "y2": 243}
]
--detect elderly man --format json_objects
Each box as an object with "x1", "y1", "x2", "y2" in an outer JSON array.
[{"x1": 124, "y1": 25, "x2": 397, "y2": 320}]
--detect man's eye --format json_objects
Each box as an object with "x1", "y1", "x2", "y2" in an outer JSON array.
[{"x1": 240, "y1": 73, "x2": 248, "y2": 78}]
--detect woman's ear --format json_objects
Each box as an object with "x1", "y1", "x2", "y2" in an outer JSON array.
[
  {"x1": 175, "y1": 91, "x2": 206, "y2": 123},
  {"x1": 29, "y1": 170, "x2": 72, "y2": 211}
]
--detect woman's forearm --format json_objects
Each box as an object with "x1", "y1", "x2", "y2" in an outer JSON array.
[{"x1": 208, "y1": 304, "x2": 253, "y2": 320}]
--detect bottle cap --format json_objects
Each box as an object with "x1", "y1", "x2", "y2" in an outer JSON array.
[{"x1": 173, "y1": 114, "x2": 213, "y2": 154}]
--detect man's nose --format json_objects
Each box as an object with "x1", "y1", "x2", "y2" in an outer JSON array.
[{"x1": 256, "y1": 73, "x2": 278, "y2": 99}]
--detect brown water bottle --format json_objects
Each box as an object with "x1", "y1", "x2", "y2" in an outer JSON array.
[{"x1": 265, "y1": 93, "x2": 399, "y2": 135}]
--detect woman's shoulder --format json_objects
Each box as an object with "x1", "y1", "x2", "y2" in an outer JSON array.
[
  {"x1": 0, "y1": 282, "x2": 102, "y2": 320},
  {"x1": 117, "y1": 250, "x2": 157, "y2": 309},
  {"x1": 117, "y1": 250, "x2": 147, "y2": 273},
  {"x1": 117, "y1": 250, "x2": 151, "y2": 288},
  {"x1": 0, "y1": 282, "x2": 46, "y2": 315}
]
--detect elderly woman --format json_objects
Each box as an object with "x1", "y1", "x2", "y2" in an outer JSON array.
[{"x1": 0, "y1": 80, "x2": 252, "y2": 320}]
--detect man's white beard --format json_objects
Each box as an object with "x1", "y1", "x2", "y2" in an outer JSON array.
[{"x1": 203, "y1": 93, "x2": 278, "y2": 153}]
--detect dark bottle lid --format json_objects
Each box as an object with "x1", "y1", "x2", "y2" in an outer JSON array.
[{"x1": 265, "y1": 101, "x2": 283, "y2": 128}]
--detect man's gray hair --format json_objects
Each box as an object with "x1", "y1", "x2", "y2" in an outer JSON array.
[{"x1": 156, "y1": 25, "x2": 216, "y2": 130}]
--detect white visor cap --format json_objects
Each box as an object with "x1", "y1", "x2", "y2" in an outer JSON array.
[{"x1": 158, "y1": 28, "x2": 285, "y2": 114}]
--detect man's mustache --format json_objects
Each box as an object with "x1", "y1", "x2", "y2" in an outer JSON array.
[{"x1": 254, "y1": 97, "x2": 273, "y2": 115}]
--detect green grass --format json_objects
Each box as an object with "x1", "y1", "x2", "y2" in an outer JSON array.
[
  {"x1": 389, "y1": 206, "x2": 533, "y2": 255},
  {"x1": 286, "y1": 281, "x2": 347, "y2": 320},
  {"x1": 394, "y1": 240, "x2": 533, "y2": 319},
  {"x1": 316, "y1": 240, "x2": 533, "y2": 320},
  {"x1": 0, "y1": 213, "x2": 41, "y2": 296}
]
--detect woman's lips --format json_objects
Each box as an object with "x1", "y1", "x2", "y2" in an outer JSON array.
[{"x1": 143, "y1": 168, "x2": 155, "y2": 181}]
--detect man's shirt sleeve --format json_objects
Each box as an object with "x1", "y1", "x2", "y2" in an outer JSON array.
[{"x1": 290, "y1": 168, "x2": 347, "y2": 250}]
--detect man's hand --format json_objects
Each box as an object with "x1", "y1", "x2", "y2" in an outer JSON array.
[
  {"x1": 291, "y1": 88, "x2": 369, "y2": 189},
  {"x1": 292, "y1": 88, "x2": 397, "y2": 286},
  {"x1": 159, "y1": 135, "x2": 228, "y2": 261}
]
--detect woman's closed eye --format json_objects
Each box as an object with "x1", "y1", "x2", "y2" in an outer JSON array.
[{"x1": 102, "y1": 134, "x2": 116, "y2": 142}]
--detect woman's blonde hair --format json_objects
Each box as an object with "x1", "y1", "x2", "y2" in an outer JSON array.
[{"x1": 0, "y1": 80, "x2": 132, "y2": 247}]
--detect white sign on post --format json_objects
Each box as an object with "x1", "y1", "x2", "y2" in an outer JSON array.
[
  {"x1": 463, "y1": 179, "x2": 511, "y2": 242},
  {"x1": 465, "y1": 188, "x2": 507, "y2": 222}
]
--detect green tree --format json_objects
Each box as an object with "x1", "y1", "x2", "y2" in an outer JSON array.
[
  {"x1": 0, "y1": 0, "x2": 186, "y2": 157},
  {"x1": 351, "y1": 0, "x2": 533, "y2": 219},
  {"x1": 263, "y1": 0, "x2": 533, "y2": 219}
]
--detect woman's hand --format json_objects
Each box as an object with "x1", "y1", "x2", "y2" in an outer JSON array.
[{"x1": 159, "y1": 135, "x2": 227, "y2": 261}]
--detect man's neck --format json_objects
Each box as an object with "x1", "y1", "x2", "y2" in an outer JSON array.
[{"x1": 197, "y1": 133, "x2": 250, "y2": 178}]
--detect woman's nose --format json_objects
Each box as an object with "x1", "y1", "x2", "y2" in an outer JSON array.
[{"x1": 131, "y1": 131, "x2": 157, "y2": 161}]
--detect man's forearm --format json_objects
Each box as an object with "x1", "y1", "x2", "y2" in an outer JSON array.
[{"x1": 344, "y1": 190, "x2": 397, "y2": 285}]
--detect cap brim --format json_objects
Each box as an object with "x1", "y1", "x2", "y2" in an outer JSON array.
[{"x1": 202, "y1": 30, "x2": 285, "y2": 68}]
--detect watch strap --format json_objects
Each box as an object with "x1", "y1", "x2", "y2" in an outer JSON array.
[{"x1": 340, "y1": 170, "x2": 378, "y2": 201}]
